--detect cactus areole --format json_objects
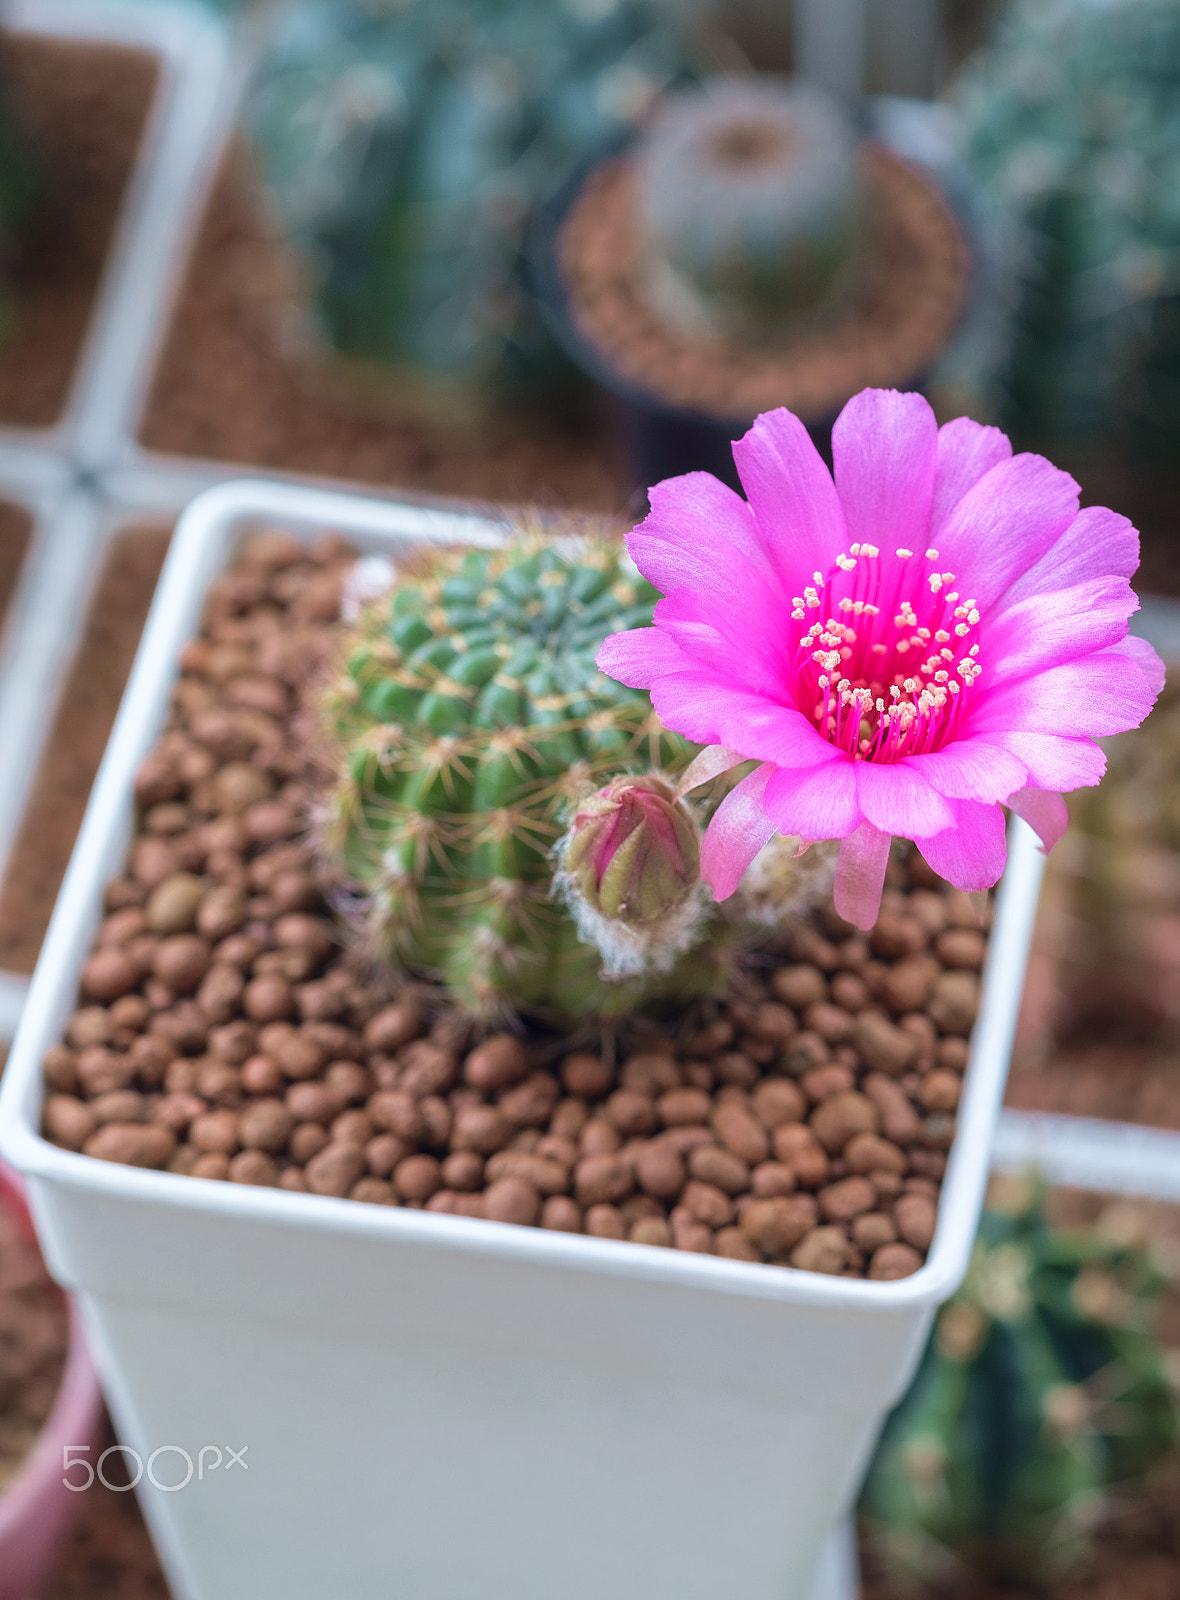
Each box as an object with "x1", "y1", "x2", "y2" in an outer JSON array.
[{"x1": 320, "y1": 534, "x2": 726, "y2": 1021}]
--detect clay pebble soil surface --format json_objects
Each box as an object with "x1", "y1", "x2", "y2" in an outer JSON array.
[
  {"x1": 37, "y1": 528, "x2": 992, "y2": 1280},
  {"x1": 0, "y1": 33, "x2": 158, "y2": 426}
]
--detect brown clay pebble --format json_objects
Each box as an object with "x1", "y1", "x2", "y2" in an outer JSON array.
[
  {"x1": 936, "y1": 927, "x2": 985, "y2": 969},
  {"x1": 800, "y1": 1064, "x2": 855, "y2": 1103},
  {"x1": 688, "y1": 1144, "x2": 749, "y2": 1195},
  {"x1": 771, "y1": 965, "x2": 827, "y2": 1009},
  {"x1": 238, "y1": 1100, "x2": 295, "y2": 1153},
  {"x1": 574, "y1": 1155, "x2": 633, "y2": 1207},
  {"x1": 740, "y1": 1196, "x2": 817, "y2": 1255},
  {"x1": 634, "y1": 1141, "x2": 685, "y2": 1199},
  {"x1": 82, "y1": 1124, "x2": 175, "y2": 1169},
  {"x1": 882, "y1": 954, "x2": 940, "y2": 1013},
  {"x1": 190, "y1": 1110, "x2": 239, "y2": 1155},
  {"x1": 560, "y1": 1053, "x2": 613, "y2": 1097},
  {"x1": 365, "y1": 1134, "x2": 408, "y2": 1178},
  {"x1": 541, "y1": 1196, "x2": 583, "y2": 1233},
  {"x1": 844, "y1": 1133, "x2": 908, "y2": 1175},
  {"x1": 751, "y1": 1162, "x2": 797, "y2": 1197},
  {"x1": 145, "y1": 874, "x2": 206, "y2": 935},
  {"x1": 452, "y1": 1104, "x2": 513, "y2": 1155},
  {"x1": 80, "y1": 949, "x2": 139, "y2": 1003},
  {"x1": 680, "y1": 1179, "x2": 733, "y2": 1229},
  {"x1": 43, "y1": 1096, "x2": 97, "y2": 1151},
  {"x1": 669, "y1": 1210, "x2": 713, "y2": 1253},
  {"x1": 394, "y1": 1155, "x2": 442, "y2": 1202},
  {"x1": 441, "y1": 1150, "x2": 484, "y2": 1191},
  {"x1": 619, "y1": 1053, "x2": 679, "y2": 1096},
  {"x1": 191, "y1": 1153, "x2": 231, "y2": 1181},
  {"x1": 863, "y1": 1074, "x2": 922, "y2": 1145},
  {"x1": 290, "y1": 1123, "x2": 328, "y2": 1164},
  {"x1": 809, "y1": 1092, "x2": 879, "y2": 1153},
  {"x1": 818, "y1": 1176, "x2": 877, "y2": 1222},
  {"x1": 715, "y1": 1226, "x2": 760, "y2": 1262},
  {"x1": 852, "y1": 1012, "x2": 919, "y2": 1076},
  {"x1": 926, "y1": 971, "x2": 979, "y2": 1035},
  {"x1": 711, "y1": 1102, "x2": 769, "y2": 1166},
  {"x1": 803, "y1": 1003, "x2": 855, "y2": 1044},
  {"x1": 363, "y1": 1004, "x2": 423, "y2": 1053},
  {"x1": 244, "y1": 974, "x2": 294, "y2": 1023},
  {"x1": 772, "y1": 1125, "x2": 830, "y2": 1187},
  {"x1": 656, "y1": 1086, "x2": 711, "y2": 1126},
  {"x1": 869, "y1": 1242, "x2": 924, "y2": 1280},
  {"x1": 789, "y1": 1227, "x2": 851, "y2": 1275},
  {"x1": 464, "y1": 1034, "x2": 529, "y2": 1091},
  {"x1": 852, "y1": 1213, "x2": 897, "y2": 1252},
  {"x1": 919, "y1": 1070, "x2": 962, "y2": 1112},
  {"x1": 228, "y1": 1150, "x2": 277, "y2": 1186},
  {"x1": 895, "y1": 1192, "x2": 938, "y2": 1252},
  {"x1": 152, "y1": 936, "x2": 211, "y2": 994},
  {"x1": 605, "y1": 1089, "x2": 657, "y2": 1137},
  {"x1": 484, "y1": 1176, "x2": 541, "y2": 1227},
  {"x1": 305, "y1": 1144, "x2": 366, "y2": 1198},
  {"x1": 751, "y1": 1079, "x2": 805, "y2": 1130},
  {"x1": 351, "y1": 1179, "x2": 395, "y2": 1205},
  {"x1": 630, "y1": 1215, "x2": 672, "y2": 1247},
  {"x1": 197, "y1": 885, "x2": 246, "y2": 941},
  {"x1": 579, "y1": 1119, "x2": 621, "y2": 1156},
  {"x1": 585, "y1": 1204, "x2": 626, "y2": 1240}
]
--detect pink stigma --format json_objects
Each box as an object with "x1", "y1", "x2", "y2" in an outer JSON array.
[{"x1": 787, "y1": 543, "x2": 983, "y2": 763}]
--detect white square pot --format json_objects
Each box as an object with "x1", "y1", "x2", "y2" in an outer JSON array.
[{"x1": 0, "y1": 479, "x2": 1045, "y2": 1600}]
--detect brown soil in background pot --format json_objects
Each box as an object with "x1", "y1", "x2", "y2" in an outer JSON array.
[
  {"x1": 0, "y1": 1197, "x2": 68, "y2": 1488},
  {"x1": 39, "y1": 530, "x2": 999, "y2": 1282},
  {"x1": 0, "y1": 501, "x2": 32, "y2": 629},
  {"x1": 138, "y1": 149, "x2": 634, "y2": 514},
  {"x1": 558, "y1": 145, "x2": 970, "y2": 425},
  {"x1": 0, "y1": 34, "x2": 158, "y2": 427},
  {"x1": 0, "y1": 524, "x2": 173, "y2": 975}
]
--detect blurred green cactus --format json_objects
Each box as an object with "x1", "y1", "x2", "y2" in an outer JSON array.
[
  {"x1": 861, "y1": 1181, "x2": 1179, "y2": 1584},
  {"x1": 951, "y1": 0, "x2": 1180, "y2": 456},
  {"x1": 244, "y1": 0, "x2": 700, "y2": 410},
  {"x1": 319, "y1": 530, "x2": 733, "y2": 1021},
  {"x1": 634, "y1": 77, "x2": 865, "y2": 342}
]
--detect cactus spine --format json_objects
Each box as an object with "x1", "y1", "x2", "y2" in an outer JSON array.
[
  {"x1": 861, "y1": 1183, "x2": 1179, "y2": 1584},
  {"x1": 320, "y1": 532, "x2": 728, "y2": 1020}
]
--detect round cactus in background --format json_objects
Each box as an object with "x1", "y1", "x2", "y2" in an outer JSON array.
[
  {"x1": 634, "y1": 77, "x2": 865, "y2": 342},
  {"x1": 319, "y1": 532, "x2": 729, "y2": 1021},
  {"x1": 860, "y1": 1182, "x2": 1179, "y2": 1584},
  {"x1": 244, "y1": 0, "x2": 700, "y2": 409}
]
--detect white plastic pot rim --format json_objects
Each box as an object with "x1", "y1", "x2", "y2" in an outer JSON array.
[{"x1": 0, "y1": 476, "x2": 1045, "y2": 1318}]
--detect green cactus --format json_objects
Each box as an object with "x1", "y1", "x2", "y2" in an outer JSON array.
[
  {"x1": 319, "y1": 531, "x2": 731, "y2": 1021},
  {"x1": 950, "y1": 0, "x2": 1180, "y2": 455},
  {"x1": 861, "y1": 1182, "x2": 1179, "y2": 1585},
  {"x1": 634, "y1": 77, "x2": 866, "y2": 343},
  {"x1": 243, "y1": 0, "x2": 699, "y2": 410}
]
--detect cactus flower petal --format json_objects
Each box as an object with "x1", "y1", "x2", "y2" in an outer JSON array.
[{"x1": 597, "y1": 387, "x2": 1165, "y2": 927}]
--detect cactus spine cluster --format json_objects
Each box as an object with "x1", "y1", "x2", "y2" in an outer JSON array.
[
  {"x1": 951, "y1": 0, "x2": 1180, "y2": 454},
  {"x1": 634, "y1": 77, "x2": 865, "y2": 343},
  {"x1": 244, "y1": 0, "x2": 698, "y2": 406},
  {"x1": 320, "y1": 532, "x2": 728, "y2": 1021},
  {"x1": 861, "y1": 1182, "x2": 1179, "y2": 1584}
]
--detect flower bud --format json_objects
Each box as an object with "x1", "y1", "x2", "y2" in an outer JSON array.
[{"x1": 561, "y1": 775, "x2": 701, "y2": 927}]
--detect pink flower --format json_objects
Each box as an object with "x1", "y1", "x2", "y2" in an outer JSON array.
[{"x1": 597, "y1": 389, "x2": 1165, "y2": 929}]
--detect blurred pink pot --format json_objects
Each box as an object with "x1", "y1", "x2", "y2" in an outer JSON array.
[{"x1": 0, "y1": 1161, "x2": 102, "y2": 1600}]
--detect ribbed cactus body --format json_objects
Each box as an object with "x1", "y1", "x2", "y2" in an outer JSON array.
[
  {"x1": 861, "y1": 1189, "x2": 1178, "y2": 1584},
  {"x1": 244, "y1": 0, "x2": 698, "y2": 405},
  {"x1": 321, "y1": 535, "x2": 726, "y2": 1020},
  {"x1": 952, "y1": 0, "x2": 1180, "y2": 453}
]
